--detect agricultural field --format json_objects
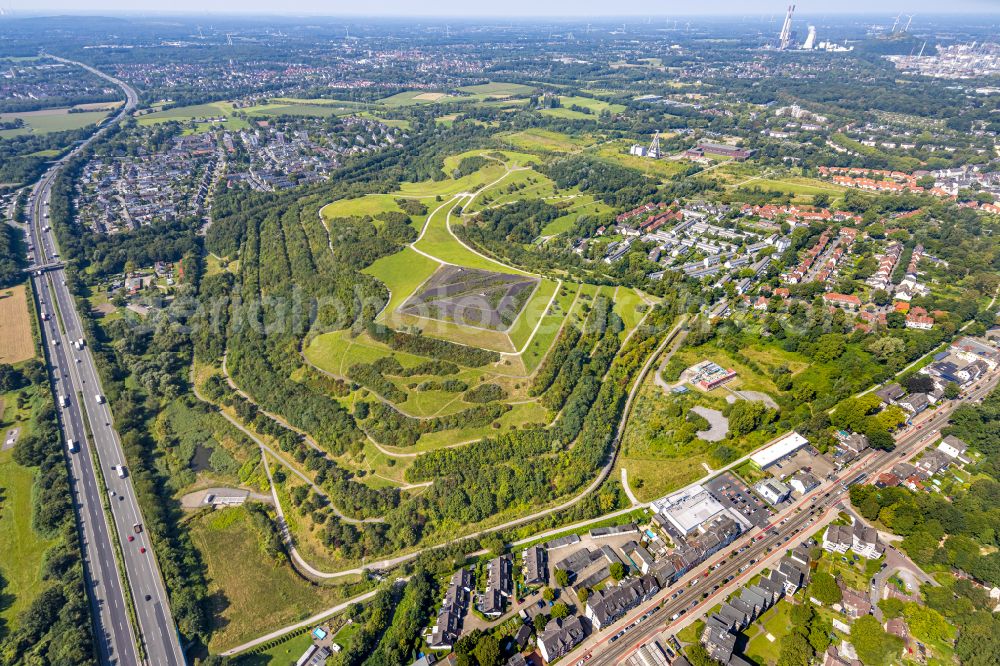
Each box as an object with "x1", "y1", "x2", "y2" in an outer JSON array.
[
  {"x1": 136, "y1": 100, "x2": 249, "y2": 131},
  {"x1": 457, "y1": 82, "x2": 536, "y2": 99},
  {"x1": 190, "y1": 505, "x2": 363, "y2": 653},
  {"x1": 241, "y1": 100, "x2": 365, "y2": 118},
  {"x1": 378, "y1": 90, "x2": 454, "y2": 107},
  {"x1": 0, "y1": 284, "x2": 35, "y2": 365},
  {"x1": 0, "y1": 106, "x2": 113, "y2": 138},
  {"x1": 503, "y1": 128, "x2": 594, "y2": 154},
  {"x1": 540, "y1": 95, "x2": 627, "y2": 120}
]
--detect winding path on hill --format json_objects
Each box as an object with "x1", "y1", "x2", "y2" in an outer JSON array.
[{"x1": 190, "y1": 364, "x2": 385, "y2": 525}]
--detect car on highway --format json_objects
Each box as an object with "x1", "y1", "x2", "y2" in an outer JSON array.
[
  {"x1": 139, "y1": 547, "x2": 146, "y2": 554},
  {"x1": 127, "y1": 535, "x2": 134, "y2": 542}
]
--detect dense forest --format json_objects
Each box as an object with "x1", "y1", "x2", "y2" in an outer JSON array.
[{"x1": 0, "y1": 224, "x2": 26, "y2": 289}]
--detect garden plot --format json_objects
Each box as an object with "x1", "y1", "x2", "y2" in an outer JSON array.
[{"x1": 398, "y1": 266, "x2": 539, "y2": 332}]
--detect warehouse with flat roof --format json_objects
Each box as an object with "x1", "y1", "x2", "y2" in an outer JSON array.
[
  {"x1": 651, "y1": 485, "x2": 728, "y2": 535},
  {"x1": 750, "y1": 432, "x2": 809, "y2": 470}
]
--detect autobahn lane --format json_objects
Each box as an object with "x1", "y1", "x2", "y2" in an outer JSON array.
[
  {"x1": 35, "y1": 271, "x2": 138, "y2": 665},
  {"x1": 572, "y1": 373, "x2": 1000, "y2": 665},
  {"x1": 25, "y1": 56, "x2": 185, "y2": 665},
  {"x1": 48, "y1": 255, "x2": 184, "y2": 666}
]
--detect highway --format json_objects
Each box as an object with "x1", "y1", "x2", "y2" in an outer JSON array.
[
  {"x1": 564, "y1": 372, "x2": 1000, "y2": 666},
  {"x1": 24, "y1": 57, "x2": 185, "y2": 666}
]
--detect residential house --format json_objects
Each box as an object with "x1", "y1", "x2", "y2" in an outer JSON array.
[
  {"x1": 898, "y1": 392, "x2": 930, "y2": 415},
  {"x1": 851, "y1": 523, "x2": 883, "y2": 560},
  {"x1": 937, "y1": 435, "x2": 970, "y2": 463},
  {"x1": 823, "y1": 293, "x2": 862, "y2": 311},
  {"x1": 429, "y1": 568, "x2": 472, "y2": 649},
  {"x1": 523, "y1": 545, "x2": 548, "y2": 586},
  {"x1": 789, "y1": 471, "x2": 820, "y2": 495},
  {"x1": 822, "y1": 524, "x2": 854, "y2": 555},
  {"x1": 701, "y1": 625, "x2": 737, "y2": 663},
  {"x1": 586, "y1": 575, "x2": 660, "y2": 631},
  {"x1": 915, "y1": 449, "x2": 951, "y2": 478},
  {"x1": 629, "y1": 544, "x2": 656, "y2": 575},
  {"x1": 839, "y1": 583, "x2": 873, "y2": 618},
  {"x1": 480, "y1": 555, "x2": 513, "y2": 618},
  {"x1": 537, "y1": 615, "x2": 585, "y2": 664},
  {"x1": 874, "y1": 384, "x2": 905, "y2": 405}
]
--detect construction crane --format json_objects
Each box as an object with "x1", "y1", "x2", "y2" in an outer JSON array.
[
  {"x1": 918, "y1": 41, "x2": 927, "y2": 57},
  {"x1": 891, "y1": 13, "x2": 901, "y2": 33},
  {"x1": 903, "y1": 15, "x2": 914, "y2": 33},
  {"x1": 778, "y1": 4, "x2": 795, "y2": 50}
]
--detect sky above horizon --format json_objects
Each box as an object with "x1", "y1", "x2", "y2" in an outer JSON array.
[{"x1": 16, "y1": 0, "x2": 1000, "y2": 17}]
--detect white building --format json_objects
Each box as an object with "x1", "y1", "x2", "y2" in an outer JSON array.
[
  {"x1": 755, "y1": 479, "x2": 791, "y2": 505},
  {"x1": 822, "y1": 520, "x2": 883, "y2": 560},
  {"x1": 750, "y1": 432, "x2": 809, "y2": 470},
  {"x1": 822, "y1": 524, "x2": 853, "y2": 555},
  {"x1": 937, "y1": 435, "x2": 970, "y2": 463}
]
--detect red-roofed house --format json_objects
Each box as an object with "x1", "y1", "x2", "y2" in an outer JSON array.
[{"x1": 823, "y1": 293, "x2": 862, "y2": 311}]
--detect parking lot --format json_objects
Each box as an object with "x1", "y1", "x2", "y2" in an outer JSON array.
[
  {"x1": 705, "y1": 472, "x2": 773, "y2": 529},
  {"x1": 766, "y1": 446, "x2": 835, "y2": 482}
]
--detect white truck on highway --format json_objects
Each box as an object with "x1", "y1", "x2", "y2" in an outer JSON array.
[
  {"x1": 114, "y1": 465, "x2": 127, "y2": 479},
  {"x1": 58, "y1": 395, "x2": 68, "y2": 408},
  {"x1": 74, "y1": 338, "x2": 85, "y2": 350},
  {"x1": 67, "y1": 439, "x2": 78, "y2": 453},
  {"x1": 95, "y1": 394, "x2": 104, "y2": 404}
]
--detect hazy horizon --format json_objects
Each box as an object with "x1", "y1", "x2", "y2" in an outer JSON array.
[{"x1": 8, "y1": 0, "x2": 1000, "y2": 18}]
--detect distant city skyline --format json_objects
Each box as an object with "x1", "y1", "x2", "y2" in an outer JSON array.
[{"x1": 12, "y1": 0, "x2": 1000, "y2": 17}]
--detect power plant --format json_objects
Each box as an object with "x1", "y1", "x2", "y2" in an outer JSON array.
[
  {"x1": 778, "y1": 4, "x2": 795, "y2": 50},
  {"x1": 802, "y1": 25, "x2": 816, "y2": 50},
  {"x1": 770, "y1": 4, "x2": 853, "y2": 52}
]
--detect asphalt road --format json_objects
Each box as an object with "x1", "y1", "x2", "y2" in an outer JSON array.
[
  {"x1": 25, "y1": 57, "x2": 185, "y2": 666},
  {"x1": 567, "y1": 372, "x2": 1000, "y2": 666}
]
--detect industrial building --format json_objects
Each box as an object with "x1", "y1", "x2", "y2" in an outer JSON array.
[{"x1": 749, "y1": 432, "x2": 809, "y2": 470}]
